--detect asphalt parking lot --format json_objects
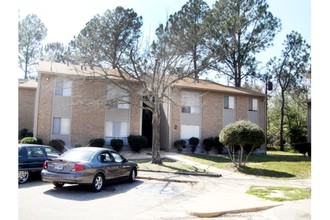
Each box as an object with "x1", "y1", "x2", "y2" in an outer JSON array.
[{"x1": 18, "y1": 177, "x2": 200, "y2": 220}]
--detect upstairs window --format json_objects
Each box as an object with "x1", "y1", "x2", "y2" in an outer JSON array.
[
  {"x1": 55, "y1": 79, "x2": 72, "y2": 96},
  {"x1": 107, "y1": 88, "x2": 130, "y2": 109},
  {"x1": 248, "y1": 98, "x2": 258, "y2": 111},
  {"x1": 52, "y1": 117, "x2": 70, "y2": 135},
  {"x1": 181, "y1": 91, "x2": 201, "y2": 114},
  {"x1": 224, "y1": 96, "x2": 235, "y2": 109}
]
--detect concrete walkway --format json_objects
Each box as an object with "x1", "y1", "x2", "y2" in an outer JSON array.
[{"x1": 121, "y1": 150, "x2": 311, "y2": 218}]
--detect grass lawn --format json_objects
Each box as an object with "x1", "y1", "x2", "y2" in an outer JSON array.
[
  {"x1": 145, "y1": 150, "x2": 311, "y2": 179},
  {"x1": 137, "y1": 158, "x2": 211, "y2": 173},
  {"x1": 246, "y1": 186, "x2": 311, "y2": 201}
]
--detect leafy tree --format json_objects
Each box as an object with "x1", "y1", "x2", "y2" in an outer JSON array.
[
  {"x1": 267, "y1": 31, "x2": 310, "y2": 151},
  {"x1": 70, "y1": 6, "x2": 204, "y2": 164},
  {"x1": 43, "y1": 42, "x2": 67, "y2": 63},
  {"x1": 69, "y1": 6, "x2": 142, "y2": 68},
  {"x1": 219, "y1": 120, "x2": 265, "y2": 167},
  {"x1": 204, "y1": 0, "x2": 281, "y2": 87},
  {"x1": 18, "y1": 14, "x2": 48, "y2": 79},
  {"x1": 165, "y1": 0, "x2": 210, "y2": 79}
]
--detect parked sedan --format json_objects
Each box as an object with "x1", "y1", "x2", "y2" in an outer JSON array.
[
  {"x1": 18, "y1": 144, "x2": 61, "y2": 184},
  {"x1": 41, "y1": 147, "x2": 138, "y2": 192}
]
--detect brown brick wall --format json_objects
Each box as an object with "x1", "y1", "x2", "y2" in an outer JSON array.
[
  {"x1": 170, "y1": 87, "x2": 182, "y2": 144},
  {"x1": 19, "y1": 87, "x2": 36, "y2": 132},
  {"x1": 236, "y1": 95, "x2": 248, "y2": 121},
  {"x1": 70, "y1": 79, "x2": 107, "y2": 146},
  {"x1": 201, "y1": 92, "x2": 223, "y2": 140},
  {"x1": 36, "y1": 74, "x2": 55, "y2": 144}
]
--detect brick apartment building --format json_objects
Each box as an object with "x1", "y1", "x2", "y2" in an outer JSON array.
[{"x1": 27, "y1": 61, "x2": 267, "y2": 152}]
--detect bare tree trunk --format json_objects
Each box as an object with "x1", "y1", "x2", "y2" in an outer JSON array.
[
  {"x1": 151, "y1": 101, "x2": 162, "y2": 164},
  {"x1": 239, "y1": 145, "x2": 244, "y2": 167}
]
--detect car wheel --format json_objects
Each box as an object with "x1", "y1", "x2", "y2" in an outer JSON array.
[
  {"x1": 128, "y1": 168, "x2": 137, "y2": 183},
  {"x1": 18, "y1": 170, "x2": 29, "y2": 184},
  {"x1": 53, "y1": 182, "x2": 65, "y2": 188},
  {"x1": 90, "y1": 173, "x2": 104, "y2": 192}
]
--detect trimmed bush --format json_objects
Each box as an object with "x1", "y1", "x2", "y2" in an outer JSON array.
[
  {"x1": 214, "y1": 137, "x2": 224, "y2": 154},
  {"x1": 128, "y1": 135, "x2": 147, "y2": 153},
  {"x1": 173, "y1": 139, "x2": 186, "y2": 153},
  {"x1": 203, "y1": 137, "x2": 215, "y2": 154},
  {"x1": 20, "y1": 137, "x2": 43, "y2": 144},
  {"x1": 189, "y1": 137, "x2": 200, "y2": 153},
  {"x1": 19, "y1": 128, "x2": 33, "y2": 140},
  {"x1": 88, "y1": 138, "x2": 105, "y2": 147},
  {"x1": 111, "y1": 139, "x2": 124, "y2": 152},
  {"x1": 220, "y1": 120, "x2": 265, "y2": 167},
  {"x1": 292, "y1": 142, "x2": 311, "y2": 157},
  {"x1": 49, "y1": 139, "x2": 66, "y2": 153}
]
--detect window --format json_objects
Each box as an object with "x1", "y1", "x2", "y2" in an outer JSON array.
[
  {"x1": 224, "y1": 96, "x2": 235, "y2": 109},
  {"x1": 248, "y1": 98, "x2": 258, "y2": 111},
  {"x1": 27, "y1": 147, "x2": 46, "y2": 157},
  {"x1": 107, "y1": 87, "x2": 130, "y2": 109},
  {"x1": 98, "y1": 153, "x2": 114, "y2": 163},
  {"x1": 181, "y1": 91, "x2": 201, "y2": 114},
  {"x1": 55, "y1": 80, "x2": 72, "y2": 96},
  {"x1": 111, "y1": 152, "x2": 125, "y2": 163},
  {"x1": 105, "y1": 121, "x2": 128, "y2": 137},
  {"x1": 52, "y1": 117, "x2": 71, "y2": 135}
]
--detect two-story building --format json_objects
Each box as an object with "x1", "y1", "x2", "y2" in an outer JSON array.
[{"x1": 32, "y1": 61, "x2": 267, "y2": 152}]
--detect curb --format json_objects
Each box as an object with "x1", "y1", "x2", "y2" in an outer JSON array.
[
  {"x1": 138, "y1": 169, "x2": 222, "y2": 177},
  {"x1": 186, "y1": 204, "x2": 283, "y2": 218},
  {"x1": 137, "y1": 176, "x2": 198, "y2": 184}
]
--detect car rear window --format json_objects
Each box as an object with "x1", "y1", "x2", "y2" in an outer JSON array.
[{"x1": 60, "y1": 150, "x2": 94, "y2": 161}]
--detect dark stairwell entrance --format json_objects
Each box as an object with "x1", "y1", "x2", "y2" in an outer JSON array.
[{"x1": 142, "y1": 103, "x2": 153, "y2": 149}]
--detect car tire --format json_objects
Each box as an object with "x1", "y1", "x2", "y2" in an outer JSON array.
[
  {"x1": 18, "y1": 170, "x2": 29, "y2": 184},
  {"x1": 53, "y1": 182, "x2": 65, "y2": 188},
  {"x1": 90, "y1": 173, "x2": 104, "y2": 192},
  {"x1": 128, "y1": 168, "x2": 137, "y2": 183}
]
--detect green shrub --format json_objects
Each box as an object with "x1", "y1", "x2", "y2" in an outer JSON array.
[
  {"x1": 49, "y1": 139, "x2": 66, "y2": 153},
  {"x1": 88, "y1": 138, "x2": 105, "y2": 147},
  {"x1": 111, "y1": 139, "x2": 124, "y2": 152},
  {"x1": 173, "y1": 139, "x2": 186, "y2": 153},
  {"x1": 20, "y1": 137, "x2": 43, "y2": 144},
  {"x1": 128, "y1": 135, "x2": 147, "y2": 153},
  {"x1": 219, "y1": 120, "x2": 265, "y2": 167},
  {"x1": 292, "y1": 142, "x2": 311, "y2": 157},
  {"x1": 214, "y1": 137, "x2": 224, "y2": 154},
  {"x1": 189, "y1": 137, "x2": 200, "y2": 153},
  {"x1": 202, "y1": 137, "x2": 215, "y2": 154},
  {"x1": 19, "y1": 128, "x2": 33, "y2": 140}
]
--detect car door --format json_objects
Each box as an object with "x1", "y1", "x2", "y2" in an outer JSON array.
[
  {"x1": 110, "y1": 151, "x2": 131, "y2": 178},
  {"x1": 25, "y1": 146, "x2": 48, "y2": 171},
  {"x1": 98, "y1": 152, "x2": 122, "y2": 181}
]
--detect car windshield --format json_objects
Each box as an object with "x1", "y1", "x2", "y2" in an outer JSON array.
[
  {"x1": 45, "y1": 147, "x2": 60, "y2": 156},
  {"x1": 60, "y1": 149, "x2": 94, "y2": 161}
]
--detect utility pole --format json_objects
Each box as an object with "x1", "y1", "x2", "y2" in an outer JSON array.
[{"x1": 264, "y1": 75, "x2": 273, "y2": 150}]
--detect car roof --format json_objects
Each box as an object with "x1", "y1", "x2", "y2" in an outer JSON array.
[
  {"x1": 18, "y1": 144, "x2": 51, "y2": 148},
  {"x1": 69, "y1": 147, "x2": 110, "y2": 152}
]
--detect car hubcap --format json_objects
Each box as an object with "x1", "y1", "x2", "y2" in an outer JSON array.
[
  {"x1": 95, "y1": 176, "x2": 103, "y2": 190},
  {"x1": 18, "y1": 170, "x2": 29, "y2": 183}
]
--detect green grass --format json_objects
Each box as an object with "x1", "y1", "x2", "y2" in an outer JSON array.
[
  {"x1": 246, "y1": 186, "x2": 311, "y2": 201},
  {"x1": 178, "y1": 151, "x2": 311, "y2": 179},
  {"x1": 137, "y1": 158, "x2": 210, "y2": 173},
  {"x1": 136, "y1": 151, "x2": 311, "y2": 179}
]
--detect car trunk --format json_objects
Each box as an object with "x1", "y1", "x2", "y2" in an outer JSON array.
[{"x1": 46, "y1": 159, "x2": 77, "y2": 173}]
